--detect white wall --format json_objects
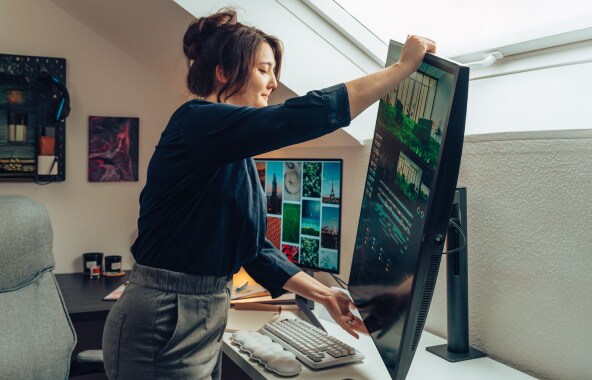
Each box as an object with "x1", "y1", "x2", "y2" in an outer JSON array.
[{"x1": 0, "y1": 0, "x2": 182, "y2": 273}]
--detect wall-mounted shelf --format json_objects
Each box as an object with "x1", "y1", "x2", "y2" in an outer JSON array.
[{"x1": 0, "y1": 53, "x2": 67, "y2": 183}]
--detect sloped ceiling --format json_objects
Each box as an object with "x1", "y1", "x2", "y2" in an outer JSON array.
[
  {"x1": 49, "y1": 0, "x2": 193, "y2": 99},
  {"x1": 49, "y1": 0, "x2": 381, "y2": 147}
]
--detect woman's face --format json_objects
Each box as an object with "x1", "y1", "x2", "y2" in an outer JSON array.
[{"x1": 226, "y1": 42, "x2": 278, "y2": 108}]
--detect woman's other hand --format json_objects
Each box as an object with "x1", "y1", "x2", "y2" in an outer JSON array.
[{"x1": 321, "y1": 290, "x2": 369, "y2": 339}]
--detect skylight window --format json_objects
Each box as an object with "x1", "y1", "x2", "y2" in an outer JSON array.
[{"x1": 334, "y1": 0, "x2": 592, "y2": 57}]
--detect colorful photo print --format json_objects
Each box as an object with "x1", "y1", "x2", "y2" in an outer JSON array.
[
  {"x1": 321, "y1": 206, "x2": 340, "y2": 250},
  {"x1": 282, "y1": 244, "x2": 300, "y2": 263},
  {"x1": 300, "y1": 237, "x2": 319, "y2": 268},
  {"x1": 266, "y1": 216, "x2": 282, "y2": 249},
  {"x1": 319, "y1": 248, "x2": 338, "y2": 272},
  {"x1": 283, "y1": 161, "x2": 302, "y2": 202},
  {"x1": 88, "y1": 116, "x2": 139, "y2": 182},
  {"x1": 302, "y1": 161, "x2": 321, "y2": 198},
  {"x1": 301, "y1": 199, "x2": 320, "y2": 237},
  {"x1": 265, "y1": 161, "x2": 283, "y2": 215},
  {"x1": 256, "y1": 161, "x2": 266, "y2": 190},
  {"x1": 255, "y1": 159, "x2": 342, "y2": 273},
  {"x1": 281, "y1": 203, "x2": 300, "y2": 244},
  {"x1": 321, "y1": 162, "x2": 341, "y2": 204},
  {"x1": 395, "y1": 151, "x2": 423, "y2": 201}
]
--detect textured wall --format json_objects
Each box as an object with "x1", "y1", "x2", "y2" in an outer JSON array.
[{"x1": 426, "y1": 130, "x2": 592, "y2": 380}]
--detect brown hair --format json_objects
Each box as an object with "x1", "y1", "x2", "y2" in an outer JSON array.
[{"x1": 183, "y1": 8, "x2": 283, "y2": 102}]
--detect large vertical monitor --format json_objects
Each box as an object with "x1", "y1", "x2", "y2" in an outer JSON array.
[
  {"x1": 254, "y1": 158, "x2": 343, "y2": 274},
  {"x1": 348, "y1": 41, "x2": 469, "y2": 379}
]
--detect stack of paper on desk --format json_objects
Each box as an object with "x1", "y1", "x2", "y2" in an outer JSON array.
[
  {"x1": 230, "y1": 283, "x2": 269, "y2": 300},
  {"x1": 102, "y1": 282, "x2": 128, "y2": 301},
  {"x1": 230, "y1": 292, "x2": 295, "y2": 305},
  {"x1": 231, "y1": 267, "x2": 270, "y2": 300},
  {"x1": 230, "y1": 267, "x2": 296, "y2": 306}
]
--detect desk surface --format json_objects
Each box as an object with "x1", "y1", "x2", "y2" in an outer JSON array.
[
  {"x1": 55, "y1": 272, "x2": 128, "y2": 322},
  {"x1": 223, "y1": 307, "x2": 536, "y2": 380},
  {"x1": 55, "y1": 274, "x2": 536, "y2": 379}
]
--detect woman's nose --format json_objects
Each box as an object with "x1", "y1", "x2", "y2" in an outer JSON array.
[{"x1": 269, "y1": 72, "x2": 278, "y2": 90}]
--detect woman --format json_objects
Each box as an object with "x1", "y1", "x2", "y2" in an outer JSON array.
[{"x1": 102, "y1": 7, "x2": 435, "y2": 380}]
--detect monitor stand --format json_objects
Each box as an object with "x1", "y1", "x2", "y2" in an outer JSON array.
[
  {"x1": 426, "y1": 187, "x2": 486, "y2": 362},
  {"x1": 295, "y1": 270, "x2": 326, "y2": 331}
]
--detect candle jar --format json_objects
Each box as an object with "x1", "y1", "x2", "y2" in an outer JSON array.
[
  {"x1": 82, "y1": 252, "x2": 103, "y2": 278},
  {"x1": 104, "y1": 255, "x2": 122, "y2": 274}
]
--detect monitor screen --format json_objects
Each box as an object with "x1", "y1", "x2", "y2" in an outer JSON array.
[
  {"x1": 348, "y1": 41, "x2": 469, "y2": 379},
  {"x1": 255, "y1": 158, "x2": 343, "y2": 274}
]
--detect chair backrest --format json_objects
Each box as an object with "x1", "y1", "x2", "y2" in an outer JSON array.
[{"x1": 0, "y1": 195, "x2": 76, "y2": 380}]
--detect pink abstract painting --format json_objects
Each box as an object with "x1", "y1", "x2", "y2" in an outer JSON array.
[{"x1": 88, "y1": 116, "x2": 138, "y2": 182}]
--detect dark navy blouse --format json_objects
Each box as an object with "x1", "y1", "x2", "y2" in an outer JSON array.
[{"x1": 131, "y1": 84, "x2": 351, "y2": 297}]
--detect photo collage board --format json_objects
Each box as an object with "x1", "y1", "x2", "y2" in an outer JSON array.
[{"x1": 255, "y1": 159, "x2": 343, "y2": 274}]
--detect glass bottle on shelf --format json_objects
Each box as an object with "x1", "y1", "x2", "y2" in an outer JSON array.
[
  {"x1": 7, "y1": 112, "x2": 17, "y2": 142},
  {"x1": 7, "y1": 112, "x2": 28, "y2": 144}
]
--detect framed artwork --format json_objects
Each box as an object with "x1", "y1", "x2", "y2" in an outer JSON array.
[{"x1": 88, "y1": 116, "x2": 138, "y2": 182}]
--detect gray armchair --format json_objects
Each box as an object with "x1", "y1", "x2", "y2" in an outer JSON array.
[{"x1": 0, "y1": 195, "x2": 78, "y2": 379}]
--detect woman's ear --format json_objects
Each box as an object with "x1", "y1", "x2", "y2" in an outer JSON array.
[{"x1": 215, "y1": 66, "x2": 228, "y2": 84}]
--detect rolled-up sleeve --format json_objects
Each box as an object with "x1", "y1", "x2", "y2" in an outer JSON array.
[
  {"x1": 243, "y1": 239, "x2": 302, "y2": 298},
  {"x1": 321, "y1": 84, "x2": 351, "y2": 127}
]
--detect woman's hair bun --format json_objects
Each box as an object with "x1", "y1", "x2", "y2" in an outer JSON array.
[{"x1": 183, "y1": 8, "x2": 238, "y2": 60}]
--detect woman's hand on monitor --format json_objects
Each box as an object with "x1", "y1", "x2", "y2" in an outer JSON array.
[
  {"x1": 399, "y1": 35, "x2": 437, "y2": 75},
  {"x1": 283, "y1": 272, "x2": 368, "y2": 338},
  {"x1": 344, "y1": 35, "x2": 436, "y2": 120},
  {"x1": 322, "y1": 290, "x2": 368, "y2": 339}
]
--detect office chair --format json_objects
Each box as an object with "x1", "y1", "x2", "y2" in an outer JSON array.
[{"x1": 0, "y1": 195, "x2": 103, "y2": 379}]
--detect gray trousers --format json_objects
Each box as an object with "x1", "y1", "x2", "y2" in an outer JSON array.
[{"x1": 102, "y1": 263, "x2": 232, "y2": 380}]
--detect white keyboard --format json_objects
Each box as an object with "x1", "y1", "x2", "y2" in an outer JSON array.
[{"x1": 259, "y1": 318, "x2": 365, "y2": 369}]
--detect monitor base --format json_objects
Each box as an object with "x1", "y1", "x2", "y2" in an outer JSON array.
[
  {"x1": 295, "y1": 293, "x2": 326, "y2": 331},
  {"x1": 426, "y1": 344, "x2": 486, "y2": 362}
]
